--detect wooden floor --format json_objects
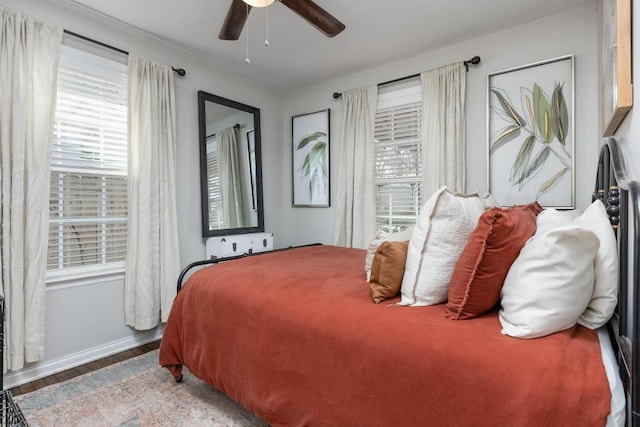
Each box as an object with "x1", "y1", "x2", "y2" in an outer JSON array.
[{"x1": 9, "y1": 340, "x2": 160, "y2": 397}]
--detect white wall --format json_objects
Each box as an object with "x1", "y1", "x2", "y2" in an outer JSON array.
[
  {"x1": 281, "y1": 5, "x2": 599, "y2": 247},
  {"x1": 1, "y1": 0, "x2": 285, "y2": 387}
]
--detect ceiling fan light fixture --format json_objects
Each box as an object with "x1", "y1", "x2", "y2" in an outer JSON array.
[
  {"x1": 243, "y1": 0, "x2": 276, "y2": 7},
  {"x1": 220, "y1": 0, "x2": 345, "y2": 41}
]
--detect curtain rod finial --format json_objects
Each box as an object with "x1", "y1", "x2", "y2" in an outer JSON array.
[
  {"x1": 463, "y1": 56, "x2": 481, "y2": 71},
  {"x1": 172, "y1": 67, "x2": 186, "y2": 77}
]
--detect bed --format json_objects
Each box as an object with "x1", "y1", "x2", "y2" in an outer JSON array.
[{"x1": 159, "y1": 137, "x2": 639, "y2": 426}]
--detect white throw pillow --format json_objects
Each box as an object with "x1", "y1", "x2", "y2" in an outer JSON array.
[
  {"x1": 399, "y1": 187, "x2": 495, "y2": 306},
  {"x1": 574, "y1": 200, "x2": 619, "y2": 328},
  {"x1": 499, "y1": 209, "x2": 600, "y2": 339},
  {"x1": 364, "y1": 226, "x2": 414, "y2": 281}
]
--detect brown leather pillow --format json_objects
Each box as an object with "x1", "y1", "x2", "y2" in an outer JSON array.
[
  {"x1": 369, "y1": 241, "x2": 409, "y2": 304},
  {"x1": 445, "y1": 202, "x2": 542, "y2": 319}
]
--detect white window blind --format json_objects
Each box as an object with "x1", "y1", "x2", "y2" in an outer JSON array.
[
  {"x1": 374, "y1": 77, "x2": 423, "y2": 233},
  {"x1": 206, "y1": 140, "x2": 224, "y2": 229},
  {"x1": 47, "y1": 44, "x2": 128, "y2": 274}
]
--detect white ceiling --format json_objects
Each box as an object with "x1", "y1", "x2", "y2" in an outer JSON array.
[{"x1": 61, "y1": 0, "x2": 594, "y2": 92}]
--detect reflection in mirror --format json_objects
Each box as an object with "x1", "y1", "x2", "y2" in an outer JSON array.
[{"x1": 198, "y1": 91, "x2": 263, "y2": 237}]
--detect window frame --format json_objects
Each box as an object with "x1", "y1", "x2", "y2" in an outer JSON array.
[
  {"x1": 373, "y1": 77, "x2": 423, "y2": 233},
  {"x1": 46, "y1": 39, "x2": 129, "y2": 282}
]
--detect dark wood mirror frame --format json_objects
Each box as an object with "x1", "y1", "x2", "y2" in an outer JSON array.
[{"x1": 198, "y1": 90, "x2": 264, "y2": 238}]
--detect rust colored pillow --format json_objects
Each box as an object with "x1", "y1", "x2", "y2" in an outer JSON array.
[
  {"x1": 445, "y1": 202, "x2": 542, "y2": 319},
  {"x1": 369, "y1": 241, "x2": 409, "y2": 304}
]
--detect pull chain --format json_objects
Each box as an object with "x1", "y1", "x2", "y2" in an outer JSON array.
[
  {"x1": 245, "y1": 3, "x2": 251, "y2": 63},
  {"x1": 265, "y1": 5, "x2": 270, "y2": 47}
]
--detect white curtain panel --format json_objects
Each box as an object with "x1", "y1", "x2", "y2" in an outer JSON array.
[
  {"x1": 421, "y1": 63, "x2": 467, "y2": 197},
  {"x1": 218, "y1": 127, "x2": 244, "y2": 228},
  {"x1": 126, "y1": 55, "x2": 181, "y2": 330},
  {"x1": 0, "y1": 6, "x2": 62, "y2": 371},
  {"x1": 334, "y1": 85, "x2": 377, "y2": 249}
]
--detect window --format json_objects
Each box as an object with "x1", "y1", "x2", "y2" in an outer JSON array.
[
  {"x1": 47, "y1": 43, "x2": 128, "y2": 276},
  {"x1": 373, "y1": 77, "x2": 423, "y2": 232},
  {"x1": 206, "y1": 138, "x2": 223, "y2": 229}
]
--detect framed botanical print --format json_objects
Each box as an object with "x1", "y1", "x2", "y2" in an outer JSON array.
[
  {"x1": 600, "y1": 0, "x2": 632, "y2": 136},
  {"x1": 487, "y1": 55, "x2": 575, "y2": 208},
  {"x1": 292, "y1": 109, "x2": 330, "y2": 207}
]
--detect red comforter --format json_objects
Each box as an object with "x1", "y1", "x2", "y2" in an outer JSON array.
[{"x1": 159, "y1": 245, "x2": 611, "y2": 426}]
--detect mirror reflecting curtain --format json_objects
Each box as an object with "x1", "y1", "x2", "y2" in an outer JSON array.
[{"x1": 198, "y1": 91, "x2": 263, "y2": 237}]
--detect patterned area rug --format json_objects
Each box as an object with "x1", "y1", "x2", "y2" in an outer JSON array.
[{"x1": 14, "y1": 350, "x2": 268, "y2": 426}]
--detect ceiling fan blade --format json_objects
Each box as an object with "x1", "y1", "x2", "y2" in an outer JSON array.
[
  {"x1": 219, "y1": 0, "x2": 252, "y2": 40},
  {"x1": 280, "y1": 0, "x2": 345, "y2": 38}
]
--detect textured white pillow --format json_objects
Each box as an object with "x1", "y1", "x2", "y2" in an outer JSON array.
[
  {"x1": 399, "y1": 187, "x2": 495, "y2": 306},
  {"x1": 574, "y1": 200, "x2": 619, "y2": 328},
  {"x1": 499, "y1": 209, "x2": 599, "y2": 339},
  {"x1": 364, "y1": 226, "x2": 414, "y2": 281}
]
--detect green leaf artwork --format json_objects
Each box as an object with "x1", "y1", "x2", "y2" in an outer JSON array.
[
  {"x1": 490, "y1": 81, "x2": 571, "y2": 199},
  {"x1": 296, "y1": 131, "x2": 328, "y2": 202}
]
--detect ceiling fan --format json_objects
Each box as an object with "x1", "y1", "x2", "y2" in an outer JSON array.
[{"x1": 219, "y1": 0, "x2": 345, "y2": 40}]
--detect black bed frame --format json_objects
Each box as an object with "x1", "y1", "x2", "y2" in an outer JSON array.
[
  {"x1": 597, "y1": 137, "x2": 640, "y2": 425},
  {"x1": 176, "y1": 243, "x2": 323, "y2": 293},
  {"x1": 175, "y1": 137, "x2": 639, "y2": 425}
]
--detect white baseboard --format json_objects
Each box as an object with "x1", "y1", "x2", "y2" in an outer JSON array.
[{"x1": 4, "y1": 327, "x2": 164, "y2": 389}]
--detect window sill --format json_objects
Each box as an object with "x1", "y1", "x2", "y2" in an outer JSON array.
[{"x1": 46, "y1": 263, "x2": 125, "y2": 290}]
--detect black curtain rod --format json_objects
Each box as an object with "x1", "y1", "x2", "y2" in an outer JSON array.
[
  {"x1": 63, "y1": 30, "x2": 187, "y2": 77},
  {"x1": 206, "y1": 123, "x2": 240, "y2": 139},
  {"x1": 332, "y1": 55, "x2": 481, "y2": 99}
]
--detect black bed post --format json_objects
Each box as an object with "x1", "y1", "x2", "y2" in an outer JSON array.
[
  {"x1": 631, "y1": 179, "x2": 640, "y2": 426},
  {"x1": 600, "y1": 137, "x2": 640, "y2": 425}
]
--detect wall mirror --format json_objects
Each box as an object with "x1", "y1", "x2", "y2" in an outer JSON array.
[{"x1": 198, "y1": 90, "x2": 264, "y2": 237}]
